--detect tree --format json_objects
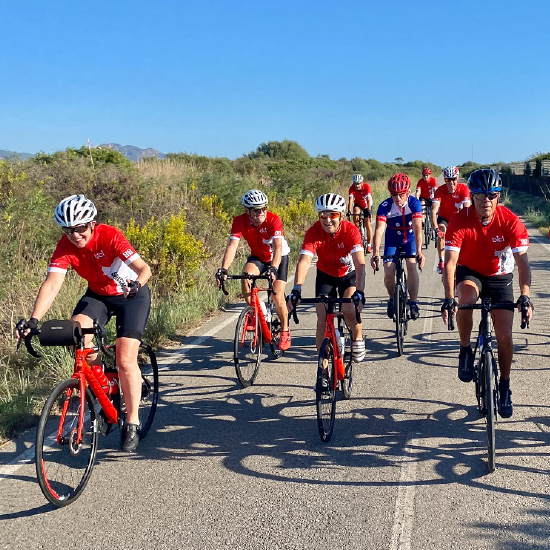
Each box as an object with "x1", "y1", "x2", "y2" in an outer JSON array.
[
  {"x1": 395, "y1": 157, "x2": 404, "y2": 165},
  {"x1": 248, "y1": 140, "x2": 309, "y2": 161}
]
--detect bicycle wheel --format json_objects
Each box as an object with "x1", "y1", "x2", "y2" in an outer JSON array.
[
  {"x1": 340, "y1": 322, "x2": 353, "y2": 400},
  {"x1": 268, "y1": 300, "x2": 283, "y2": 359},
  {"x1": 424, "y1": 216, "x2": 431, "y2": 248},
  {"x1": 234, "y1": 305, "x2": 261, "y2": 387},
  {"x1": 360, "y1": 224, "x2": 368, "y2": 254},
  {"x1": 484, "y1": 349, "x2": 497, "y2": 473},
  {"x1": 316, "y1": 338, "x2": 337, "y2": 442},
  {"x1": 394, "y1": 285, "x2": 405, "y2": 356},
  {"x1": 35, "y1": 379, "x2": 98, "y2": 507},
  {"x1": 136, "y1": 344, "x2": 159, "y2": 439}
]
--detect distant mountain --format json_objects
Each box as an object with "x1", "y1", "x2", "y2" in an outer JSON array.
[
  {"x1": 99, "y1": 143, "x2": 166, "y2": 162},
  {"x1": 0, "y1": 149, "x2": 34, "y2": 160}
]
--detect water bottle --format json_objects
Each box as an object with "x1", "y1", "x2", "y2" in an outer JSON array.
[
  {"x1": 91, "y1": 364, "x2": 110, "y2": 393},
  {"x1": 335, "y1": 328, "x2": 344, "y2": 357},
  {"x1": 260, "y1": 301, "x2": 271, "y2": 323},
  {"x1": 105, "y1": 372, "x2": 119, "y2": 395}
]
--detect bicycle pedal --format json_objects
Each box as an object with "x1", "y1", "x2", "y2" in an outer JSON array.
[{"x1": 97, "y1": 410, "x2": 114, "y2": 436}]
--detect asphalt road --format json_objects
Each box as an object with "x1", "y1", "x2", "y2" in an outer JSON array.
[{"x1": 1, "y1": 223, "x2": 550, "y2": 550}]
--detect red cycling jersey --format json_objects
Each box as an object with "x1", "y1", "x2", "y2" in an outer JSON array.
[
  {"x1": 230, "y1": 211, "x2": 289, "y2": 263},
  {"x1": 445, "y1": 205, "x2": 529, "y2": 276},
  {"x1": 433, "y1": 183, "x2": 470, "y2": 222},
  {"x1": 48, "y1": 224, "x2": 140, "y2": 296},
  {"x1": 415, "y1": 177, "x2": 438, "y2": 200},
  {"x1": 348, "y1": 183, "x2": 372, "y2": 210},
  {"x1": 301, "y1": 219, "x2": 363, "y2": 277}
]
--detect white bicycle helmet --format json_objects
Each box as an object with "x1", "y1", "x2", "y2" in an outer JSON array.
[
  {"x1": 315, "y1": 193, "x2": 347, "y2": 213},
  {"x1": 54, "y1": 194, "x2": 97, "y2": 227},
  {"x1": 241, "y1": 189, "x2": 268, "y2": 208},
  {"x1": 443, "y1": 166, "x2": 459, "y2": 179},
  {"x1": 352, "y1": 173, "x2": 364, "y2": 184}
]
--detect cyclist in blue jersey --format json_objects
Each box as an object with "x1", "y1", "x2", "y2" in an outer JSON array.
[{"x1": 370, "y1": 173, "x2": 425, "y2": 320}]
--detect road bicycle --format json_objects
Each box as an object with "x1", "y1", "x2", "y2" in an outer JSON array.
[
  {"x1": 421, "y1": 201, "x2": 436, "y2": 249},
  {"x1": 16, "y1": 319, "x2": 159, "y2": 506},
  {"x1": 290, "y1": 295, "x2": 361, "y2": 442},
  {"x1": 348, "y1": 210, "x2": 371, "y2": 254},
  {"x1": 220, "y1": 273, "x2": 283, "y2": 387},
  {"x1": 375, "y1": 248, "x2": 419, "y2": 356},
  {"x1": 448, "y1": 299, "x2": 529, "y2": 472}
]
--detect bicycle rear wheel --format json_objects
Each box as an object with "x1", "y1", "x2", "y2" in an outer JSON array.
[
  {"x1": 268, "y1": 300, "x2": 283, "y2": 359},
  {"x1": 35, "y1": 379, "x2": 98, "y2": 507},
  {"x1": 394, "y1": 285, "x2": 405, "y2": 356},
  {"x1": 423, "y1": 216, "x2": 431, "y2": 248},
  {"x1": 136, "y1": 344, "x2": 159, "y2": 439},
  {"x1": 340, "y1": 322, "x2": 353, "y2": 400},
  {"x1": 484, "y1": 349, "x2": 497, "y2": 473},
  {"x1": 316, "y1": 338, "x2": 337, "y2": 442},
  {"x1": 234, "y1": 306, "x2": 261, "y2": 387}
]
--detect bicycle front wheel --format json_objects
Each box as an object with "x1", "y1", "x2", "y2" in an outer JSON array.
[
  {"x1": 394, "y1": 285, "x2": 405, "y2": 356},
  {"x1": 484, "y1": 349, "x2": 497, "y2": 473},
  {"x1": 234, "y1": 306, "x2": 261, "y2": 387},
  {"x1": 316, "y1": 338, "x2": 337, "y2": 442},
  {"x1": 137, "y1": 344, "x2": 159, "y2": 439},
  {"x1": 35, "y1": 379, "x2": 98, "y2": 507}
]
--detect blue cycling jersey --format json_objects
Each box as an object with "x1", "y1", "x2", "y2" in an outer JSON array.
[{"x1": 376, "y1": 195, "x2": 423, "y2": 246}]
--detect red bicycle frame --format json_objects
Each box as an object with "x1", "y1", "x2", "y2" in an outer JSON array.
[
  {"x1": 323, "y1": 311, "x2": 346, "y2": 388},
  {"x1": 58, "y1": 347, "x2": 119, "y2": 446}
]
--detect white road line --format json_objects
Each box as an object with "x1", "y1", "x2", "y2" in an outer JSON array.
[{"x1": 389, "y1": 433, "x2": 420, "y2": 550}]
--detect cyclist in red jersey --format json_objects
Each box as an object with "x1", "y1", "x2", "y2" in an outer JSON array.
[
  {"x1": 288, "y1": 193, "x2": 366, "y2": 362},
  {"x1": 431, "y1": 166, "x2": 471, "y2": 274},
  {"x1": 17, "y1": 195, "x2": 152, "y2": 451},
  {"x1": 347, "y1": 173, "x2": 373, "y2": 253},
  {"x1": 441, "y1": 169, "x2": 533, "y2": 418},
  {"x1": 216, "y1": 190, "x2": 291, "y2": 350},
  {"x1": 415, "y1": 167, "x2": 438, "y2": 215}
]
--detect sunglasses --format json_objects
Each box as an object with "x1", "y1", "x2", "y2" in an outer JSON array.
[
  {"x1": 390, "y1": 192, "x2": 408, "y2": 198},
  {"x1": 62, "y1": 223, "x2": 90, "y2": 235},
  {"x1": 444, "y1": 178, "x2": 458, "y2": 183},
  {"x1": 473, "y1": 192, "x2": 499, "y2": 201},
  {"x1": 319, "y1": 212, "x2": 340, "y2": 220},
  {"x1": 249, "y1": 207, "x2": 267, "y2": 214}
]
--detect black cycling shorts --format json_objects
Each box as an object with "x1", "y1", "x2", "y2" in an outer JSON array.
[
  {"x1": 315, "y1": 269, "x2": 356, "y2": 299},
  {"x1": 353, "y1": 205, "x2": 372, "y2": 218},
  {"x1": 456, "y1": 265, "x2": 514, "y2": 305},
  {"x1": 245, "y1": 255, "x2": 289, "y2": 282},
  {"x1": 420, "y1": 198, "x2": 433, "y2": 209},
  {"x1": 73, "y1": 285, "x2": 151, "y2": 341}
]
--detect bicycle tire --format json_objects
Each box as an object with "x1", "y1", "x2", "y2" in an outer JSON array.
[
  {"x1": 394, "y1": 284, "x2": 405, "y2": 356},
  {"x1": 340, "y1": 321, "x2": 354, "y2": 400},
  {"x1": 35, "y1": 379, "x2": 98, "y2": 507},
  {"x1": 316, "y1": 338, "x2": 337, "y2": 442},
  {"x1": 484, "y1": 349, "x2": 497, "y2": 473},
  {"x1": 136, "y1": 344, "x2": 159, "y2": 439},
  {"x1": 268, "y1": 300, "x2": 283, "y2": 359},
  {"x1": 234, "y1": 305, "x2": 261, "y2": 387}
]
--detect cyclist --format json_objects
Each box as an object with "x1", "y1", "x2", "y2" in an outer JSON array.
[
  {"x1": 216, "y1": 190, "x2": 291, "y2": 351},
  {"x1": 431, "y1": 166, "x2": 471, "y2": 274},
  {"x1": 347, "y1": 173, "x2": 373, "y2": 254},
  {"x1": 441, "y1": 169, "x2": 533, "y2": 418},
  {"x1": 287, "y1": 193, "x2": 366, "y2": 362},
  {"x1": 370, "y1": 173, "x2": 425, "y2": 320},
  {"x1": 16, "y1": 194, "x2": 152, "y2": 452},
  {"x1": 415, "y1": 167, "x2": 438, "y2": 223}
]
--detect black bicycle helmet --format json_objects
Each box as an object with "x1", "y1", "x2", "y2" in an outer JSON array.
[{"x1": 468, "y1": 169, "x2": 502, "y2": 194}]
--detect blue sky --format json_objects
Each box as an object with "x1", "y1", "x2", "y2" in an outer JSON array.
[{"x1": 1, "y1": 0, "x2": 548, "y2": 166}]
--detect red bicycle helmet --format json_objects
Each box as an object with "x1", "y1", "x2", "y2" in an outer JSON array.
[
  {"x1": 422, "y1": 167, "x2": 432, "y2": 175},
  {"x1": 388, "y1": 173, "x2": 411, "y2": 194}
]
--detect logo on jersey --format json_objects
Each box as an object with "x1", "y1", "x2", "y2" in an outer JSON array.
[
  {"x1": 492, "y1": 235, "x2": 505, "y2": 243},
  {"x1": 337, "y1": 242, "x2": 345, "y2": 249},
  {"x1": 94, "y1": 250, "x2": 105, "y2": 259},
  {"x1": 259, "y1": 227, "x2": 267, "y2": 234},
  {"x1": 520, "y1": 238, "x2": 528, "y2": 245},
  {"x1": 122, "y1": 249, "x2": 133, "y2": 259}
]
